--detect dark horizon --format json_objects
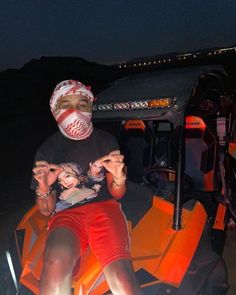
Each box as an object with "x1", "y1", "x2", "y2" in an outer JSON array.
[
  {"x1": 1, "y1": 42, "x2": 236, "y2": 74},
  {"x1": 1, "y1": 0, "x2": 236, "y2": 71}
]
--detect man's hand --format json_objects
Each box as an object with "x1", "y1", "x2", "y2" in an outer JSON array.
[
  {"x1": 94, "y1": 150, "x2": 125, "y2": 180},
  {"x1": 33, "y1": 161, "x2": 63, "y2": 191}
]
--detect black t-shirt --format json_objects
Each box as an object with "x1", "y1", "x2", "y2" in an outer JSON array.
[{"x1": 31, "y1": 128, "x2": 119, "y2": 211}]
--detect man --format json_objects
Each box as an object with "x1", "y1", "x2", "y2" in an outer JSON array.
[{"x1": 32, "y1": 80, "x2": 142, "y2": 295}]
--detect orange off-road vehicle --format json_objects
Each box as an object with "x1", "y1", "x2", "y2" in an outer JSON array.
[{"x1": 2, "y1": 65, "x2": 236, "y2": 294}]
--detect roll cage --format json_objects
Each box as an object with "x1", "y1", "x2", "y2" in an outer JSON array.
[{"x1": 92, "y1": 65, "x2": 230, "y2": 231}]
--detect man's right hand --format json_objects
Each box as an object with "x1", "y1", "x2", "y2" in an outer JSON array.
[{"x1": 33, "y1": 161, "x2": 63, "y2": 192}]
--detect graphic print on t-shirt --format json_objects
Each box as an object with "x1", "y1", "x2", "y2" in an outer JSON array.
[{"x1": 55, "y1": 161, "x2": 105, "y2": 212}]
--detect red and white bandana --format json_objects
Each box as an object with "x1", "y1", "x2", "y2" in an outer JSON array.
[
  {"x1": 57, "y1": 110, "x2": 93, "y2": 140},
  {"x1": 50, "y1": 80, "x2": 94, "y2": 113},
  {"x1": 50, "y1": 80, "x2": 94, "y2": 140}
]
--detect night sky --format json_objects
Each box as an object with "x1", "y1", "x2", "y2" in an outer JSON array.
[{"x1": 0, "y1": 0, "x2": 236, "y2": 71}]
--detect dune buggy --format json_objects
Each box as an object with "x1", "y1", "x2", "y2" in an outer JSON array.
[{"x1": 2, "y1": 65, "x2": 236, "y2": 294}]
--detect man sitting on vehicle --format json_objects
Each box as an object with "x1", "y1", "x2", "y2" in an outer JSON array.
[{"x1": 32, "y1": 80, "x2": 142, "y2": 295}]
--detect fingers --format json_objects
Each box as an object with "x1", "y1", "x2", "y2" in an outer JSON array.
[
  {"x1": 35, "y1": 160, "x2": 49, "y2": 166},
  {"x1": 33, "y1": 162, "x2": 62, "y2": 174},
  {"x1": 33, "y1": 161, "x2": 49, "y2": 174},
  {"x1": 109, "y1": 150, "x2": 120, "y2": 156},
  {"x1": 108, "y1": 150, "x2": 123, "y2": 163},
  {"x1": 102, "y1": 160, "x2": 124, "y2": 171},
  {"x1": 33, "y1": 161, "x2": 63, "y2": 186},
  {"x1": 32, "y1": 166, "x2": 48, "y2": 176},
  {"x1": 48, "y1": 164, "x2": 64, "y2": 175},
  {"x1": 100, "y1": 153, "x2": 125, "y2": 179},
  {"x1": 95, "y1": 152, "x2": 124, "y2": 167}
]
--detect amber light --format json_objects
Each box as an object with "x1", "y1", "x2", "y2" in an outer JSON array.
[
  {"x1": 124, "y1": 120, "x2": 146, "y2": 130},
  {"x1": 148, "y1": 98, "x2": 171, "y2": 108}
]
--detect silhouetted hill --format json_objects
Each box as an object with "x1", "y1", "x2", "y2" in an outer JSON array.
[{"x1": 0, "y1": 56, "x2": 123, "y2": 118}]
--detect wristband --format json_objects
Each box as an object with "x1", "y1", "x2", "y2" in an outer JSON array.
[
  {"x1": 35, "y1": 187, "x2": 53, "y2": 199},
  {"x1": 112, "y1": 175, "x2": 127, "y2": 187}
]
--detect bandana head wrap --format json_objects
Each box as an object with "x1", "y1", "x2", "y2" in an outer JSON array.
[{"x1": 50, "y1": 80, "x2": 94, "y2": 140}]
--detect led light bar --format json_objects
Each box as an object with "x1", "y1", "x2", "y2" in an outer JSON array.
[{"x1": 93, "y1": 97, "x2": 175, "y2": 112}]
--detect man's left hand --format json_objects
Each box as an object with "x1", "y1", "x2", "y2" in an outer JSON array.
[{"x1": 94, "y1": 150, "x2": 125, "y2": 180}]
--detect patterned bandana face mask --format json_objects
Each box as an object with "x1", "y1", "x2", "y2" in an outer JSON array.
[
  {"x1": 50, "y1": 80, "x2": 94, "y2": 140},
  {"x1": 56, "y1": 109, "x2": 93, "y2": 140}
]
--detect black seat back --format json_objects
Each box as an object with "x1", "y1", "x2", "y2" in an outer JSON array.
[
  {"x1": 185, "y1": 116, "x2": 218, "y2": 191},
  {"x1": 120, "y1": 120, "x2": 153, "y2": 183}
]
